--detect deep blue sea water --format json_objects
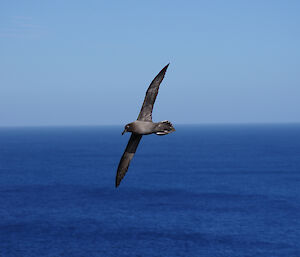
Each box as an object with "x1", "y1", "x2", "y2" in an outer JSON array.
[{"x1": 0, "y1": 124, "x2": 300, "y2": 257}]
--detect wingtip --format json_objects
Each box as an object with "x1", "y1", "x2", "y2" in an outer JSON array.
[
  {"x1": 159, "y1": 63, "x2": 170, "y2": 75},
  {"x1": 115, "y1": 178, "x2": 120, "y2": 188}
]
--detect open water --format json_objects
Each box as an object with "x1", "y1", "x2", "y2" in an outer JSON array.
[{"x1": 0, "y1": 124, "x2": 299, "y2": 257}]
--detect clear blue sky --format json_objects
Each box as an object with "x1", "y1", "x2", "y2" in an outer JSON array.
[{"x1": 1, "y1": 0, "x2": 299, "y2": 126}]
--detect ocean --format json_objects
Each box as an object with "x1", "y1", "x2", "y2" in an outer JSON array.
[{"x1": 0, "y1": 124, "x2": 299, "y2": 257}]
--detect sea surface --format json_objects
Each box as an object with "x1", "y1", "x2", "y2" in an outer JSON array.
[{"x1": 0, "y1": 124, "x2": 300, "y2": 257}]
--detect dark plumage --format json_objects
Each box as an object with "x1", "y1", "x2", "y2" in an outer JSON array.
[{"x1": 115, "y1": 64, "x2": 175, "y2": 187}]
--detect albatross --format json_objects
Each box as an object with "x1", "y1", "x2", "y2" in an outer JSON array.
[{"x1": 115, "y1": 64, "x2": 175, "y2": 187}]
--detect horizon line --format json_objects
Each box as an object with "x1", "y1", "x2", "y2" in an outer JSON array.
[{"x1": 0, "y1": 121, "x2": 300, "y2": 129}]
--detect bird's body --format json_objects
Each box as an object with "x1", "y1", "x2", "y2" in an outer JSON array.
[
  {"x1": 115, "y1": 64, "x2": 175, "y2": 187},
  {"x1": 125, "y1": 120, "x2": 156, "y2": 135},
  {"x1": 125, "y1": 120, "x2": 175, "y2": 135}
]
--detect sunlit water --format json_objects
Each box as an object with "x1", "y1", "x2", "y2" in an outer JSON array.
[{"x1": 0, "y1": 124, "x2": 300, "y2": 257}]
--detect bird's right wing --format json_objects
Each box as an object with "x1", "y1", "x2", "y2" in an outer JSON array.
[
  {"x1": 115, "y1": 133, "x2": 142, "y2": 187},
  {"x1": 137, "y1": 64, "x2": 169, "y2": 121}
]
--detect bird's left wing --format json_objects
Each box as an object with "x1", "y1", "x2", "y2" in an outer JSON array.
[
  {"x1": 137, "y1": 64, "x2": 169, "y2": 121},
  {"x1": 115, "y1": 133, "x2": 142, "y2": 187}
]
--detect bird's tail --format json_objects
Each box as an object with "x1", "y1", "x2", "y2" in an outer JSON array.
[{"x1": 155, "y1": 120, "x2": 175, "y2": 136}]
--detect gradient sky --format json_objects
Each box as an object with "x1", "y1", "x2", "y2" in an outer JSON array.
[{"x1": 1, "y1": 0, "x2": 299, "y2": 126}]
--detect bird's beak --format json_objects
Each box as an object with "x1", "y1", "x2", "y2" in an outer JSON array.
[{"x1": 122, "y1": 128, "x2": 127, "y2": 135}]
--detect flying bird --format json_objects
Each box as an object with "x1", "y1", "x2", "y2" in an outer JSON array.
[{"x1": 115, "y1": 64, "x2": 175, "y2": 187}]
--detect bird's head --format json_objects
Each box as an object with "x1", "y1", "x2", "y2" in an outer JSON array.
[{"x1": 122, "y1": 123, "x2": 131, "y2": 135}]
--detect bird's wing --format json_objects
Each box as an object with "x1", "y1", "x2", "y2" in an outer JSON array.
[
  {"x1": 115, "y1": 133, "x2": 142, "y2": 187},
  {"x1": 137, "y1": 64, "x2": 169, "y2": 121}
]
